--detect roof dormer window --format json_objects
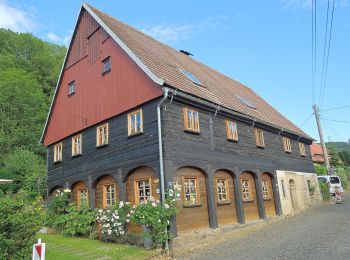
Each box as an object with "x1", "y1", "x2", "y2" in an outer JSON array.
[
  {"x1": 181, "y1": 70, "x2": 203, "y2": 86},
  {"x1": 236, "y1": 95, "x2": 257, "y2": 110}
]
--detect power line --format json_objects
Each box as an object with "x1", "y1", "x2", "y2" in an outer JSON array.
[
  {"x1": 299, "y1": 113, "x2": 314, "y2": 128},
  {"x1": 322, "y1": 118, "x2": 350, "y2": 124},
  {"x1": 321, "y1": 118, "x2": 345, "y2": 140},
  {"x1": 319, "y1": 0, "x2": 336, "y2": 108},
  {"x1": 320, "y1": 105, "x2": 350, "y2": 112}
]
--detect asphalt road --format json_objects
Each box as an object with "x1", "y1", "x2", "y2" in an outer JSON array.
[{"x1": 181, "y1": 193, "x2": 350, "y2": 260}]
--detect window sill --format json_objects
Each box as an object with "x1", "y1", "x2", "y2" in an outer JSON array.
[
  {"x1": 184, "y1": 129, "x2": 200, "y2": 134},
  {"x1": 242, "y1": 199, "x2": 255, "y2": 203},
  {"x1": 256, "y1": 145, "x2": 265, "y2": 149},
  {"x1": 102, "y1": 68, "x2": 111, "y2": 76},
  {"x1": 183, "y1": 202, "x2": 202, "y2": 208},
  {"x1": 53, "y1": 160, "x2": 62, "y2": 164},
  {"x1": 68, "y1": 92, "x2": 75, "y2": 97},
  {"x1": 263, "y1": 197, "x2": 272, "y2": 201},
  {"x1": 285, "y1": 150, "x2": 291, "y2": 153},
  {"x1": 128, "y1": 132, "x2": 143, "y2": 138},
  {"x1": 227, "y1": 138, "x2": 239, "y2": 142},
  {"x1": 96, "y1": 143, "x2": 108, "y2": 148},
  {"x1": 72, "y1": 153, "x2": 82, "y2": 158},
  {"x1": 217, "y1": 200, "x2": 232, "y2": 206}
]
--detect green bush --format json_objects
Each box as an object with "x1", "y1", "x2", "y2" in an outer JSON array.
[
  {"x1": 131, "y1": 191, "x2": 177, "y2": 248},
  {"x1": 314, "y1": 163, "x2": 327, "y2": 176},
  {"x1": 337, "y1": 167, "x2": 349, "y2": 190},
  {"x1": 319, "y1": 182, "x2": 331, "y2": 201},
  {"x1": 0, "y1": 191, "x2": 44, "y2": 259},
  {"x1": 46, "y1": 189, "x2": 96, "y2": 237}
]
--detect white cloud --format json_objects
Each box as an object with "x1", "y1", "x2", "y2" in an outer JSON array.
[
  {"x1": 141, "y1": 15, "x2": 229, "y2": 44},
  {"x1": 47, "y1": 33, "x2": 61, "y2": 42},
  {"x1": 0, "y1": 0, "x2": 36, "y2": 32},
  {"x1": 46, "y1": 29, "x2": 73, "y2": 46}
]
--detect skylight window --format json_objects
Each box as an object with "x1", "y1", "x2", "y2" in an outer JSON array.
[
  {"x1": 181, "y1": 70, "x2": 203, "y2": 86},
  {"x1": 236, "y1": 95, "x2": 257, "y2": 109}
]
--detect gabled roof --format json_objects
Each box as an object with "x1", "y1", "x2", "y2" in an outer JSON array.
[{"x1": 41, "y1": 3, "x2": 311, "y2": 143}]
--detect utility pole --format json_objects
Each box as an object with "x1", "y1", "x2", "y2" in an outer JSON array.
[{"x1": 313, "y1": 104, "x2": 330, "y2": 172}]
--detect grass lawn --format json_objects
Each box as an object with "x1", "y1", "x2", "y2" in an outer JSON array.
[{"x1": 37, "y1": 234, "x2": 156, "y2": 260}]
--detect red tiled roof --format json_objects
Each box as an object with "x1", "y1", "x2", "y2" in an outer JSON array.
[
  {"x1": 87, "y1": 4, "x2": 311, "y2": 139},
  {"x1": 310, "y1": 143, "x2": 325, "y2": 163}
]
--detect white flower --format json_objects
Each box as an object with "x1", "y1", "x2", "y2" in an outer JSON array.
[
  {"x1": 167, "y1": 220, "x2": 170, "y2": 225},
  {"x1": 158, "y1": 219, "x2": 161, "y2": 223},
  {"x1": 130, "y1": 210, "x2": 134, "y2": 214},
  {"x1": 126, "y1": 219, "x2": 130, "y2": 223},
  {"x1": 132, "y1": 205, "x2": 136, "y2": 209},
  {"x1": 126, "y1": 202, "x2": 131, "y2": 205},
  {"x1": 164, "y1": 203, "x2": 169, "y2": 209},
  {"x1": 126, "y1": 213, "x2": 130, "y2": 217},
  {"x1": 98, "y1": 209, "x2": 103, "y2": 213},
  {"x1": 119, "y1": 201, "x2": 124, "y2": 208},
  {"x1": 108, "y1": 229, "x2": 112, "y2": 235},
  {"x1": 168, "y1": 189, "x2": 174, "y2": 197},
  {"x1": 63, "y1": 188, "x2": 71, "y2": 193},
  {"x1": 115, "y1": 215, "x2": 119, "y2": 220},
  {"x1": 172, "y1": 199, "x2": 176, "y2": 202},
  {"x1": 120, "y1": 231, "x2": 125, "y2": 235},
  {"x1": 152, "y1": 202, "x2": 157, "y2": 207}
]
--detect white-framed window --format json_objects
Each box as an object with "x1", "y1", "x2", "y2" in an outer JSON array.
[
  {"x1": 135, "y1": 179, "x2": 151, "y2": 203},
  {"x1": 103, "y1": 184, "x2": 116, "y2": 208},
  {"x1": 226, "y1": 120, "x2": 238, "y2": 141},
  {"x1": 299, "y1": 142, "x2": 306, "y2": 156},
  {"x1": 254, "y1": 128, "x2": 265, "y2": 148},
  {"x1": 102, "y1": 56, "x2": 111, "y2": 74},
  {"x1": 183, "y1": 107, "x2": 200, "y2": 133},
  {"x1": 241, "y1": 180, "x2": 250, "y2": 200},
  {"x1": 77, "y1": 188, "x2": 88, "y2": 209},
  {"x1": 217, "y1": 179, "x2": 229, "y2": 201},
  {"x1": 184, "y1": 178, "x2": 199, "y2": 204},
  {"x1": 283, "y1": 137, "x2": 292, "y2": 153},
  {"x1": 54, "y1": 142, "x2": 62, "y2": 162},
  {"x1": 128, "y1": 109, "x2": 143, "y2": 136},
  {"x1": 68, "y1": 80, "x2": 75, "y2": 96},
  {"x1": 262, "y1": 180, "x2": 269, "y2": 198},
  {"x1": 96, "y1": 123, "x2": 109, "y2": 146},
  {"x1": 71, "y1": 134, "x2": 82, "y2": 156}
]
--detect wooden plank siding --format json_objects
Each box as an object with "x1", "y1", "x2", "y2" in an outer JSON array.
[
  {"x1": 261, "y1": 173, "x2": 276, "y2": 217},
  {"x1": 174, "y1": 167, "x2": 210, "y2": 232},
  {"x1": 43, "y1": 10, "x2": 162, "y2": 146},
  {"x1": 214, "y1": 171, "x2": 238, "y2": 226}
]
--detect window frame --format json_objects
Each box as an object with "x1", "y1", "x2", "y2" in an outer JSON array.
[
  {"x1": 216, "y1": 178, "x2": 229, "y2": 202},
  {"x1": 134, "y1": 178, "x2": 152, "y2": 205},
  {"x1": 299, "y1": 142, "x2": 306, "y2": 156},
  {"x1": 102, "y1": 56, "x2": 111, "y2": 75},
  {"x1": 283, "y1": 137, "x2": 292, "y2": 153},
  {"x1": 127, "y1": 109, "x2": 143, "y2": 136},
  {"x1": 102, "y1": 183, "x2": 116, "y2": 208},
  {"x1": 241, "y1": 179, "x2": 251, "y2": 201},
  {"x1": 261, "y1": 180, "x2": 270, "y2": 199},
  {"x1": 96, "y1": 123, "x2": 109, "y2": 147},
  {"x1": 53, "y1": 142, "x2": 62, "y2": 163},
  {"x1": 77, "y1": 188, "x2": 89, "y2": 209},
  {"x1": 183, "y1": 177, "x2": 200, "y2": 205},
  {"x1": 226, "y1": 120, "x2": 239, "y2": 141},
  {"x1": 183, "y1": 107, "x2": 200, "y2": 133},
  {"x1": 71, "y1": 134, "x2": 82, "y2": 156},
  {"x1": 68, "y1": 80, "x2": 75, "y2": 96},
  {"x1": 254, "y1": 128, "x2": 265, "y2": 148}
]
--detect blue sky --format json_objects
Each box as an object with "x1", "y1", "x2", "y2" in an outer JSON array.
[{"x1": 0, "y1": 0, "x2": 349, "y2": 142}]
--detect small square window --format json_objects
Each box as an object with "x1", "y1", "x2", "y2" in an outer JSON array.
[
  {"x1": 299, "y1": 142, "x2": 306, "y2": 156},
  {"x1": 54, "y1": 142, "x2": 62, "y2": 162},
  {"x1": 71, "y1": 134, "x2": 82, "y2": 156},
  {"x1": 135, "y1": 179, "x2": 151, "y2": 204},
  {"x1": 283, "y1": 137, "x2": 292, "y2": 153},
  {"x1": 128, "y1": 109, "x2": 143, "y2": 136},
  {"x1": 68, "y1": 80, "x2": 75, "y2": 96},
  {"x1": 254, "y1": 128, "x2": 265, "y2": 148},
  {"x1": 226, "y1": 120, "x2": 238, "y2": 141},
  {"x1": 183, "y1": 107, "x2": 200, "y2": 133},
  {"x1": 103, "y1": 184, "x2": 116, "y2": 208},
  {"x1": 96, "y1": 123, "x2": 109, "y2": 146},
  {"x1": 102, "y1": 56, "x2": 111, "y2": 74},
  {"x1": 184, "y1": 178, "x2": 199, "y2": 204}
]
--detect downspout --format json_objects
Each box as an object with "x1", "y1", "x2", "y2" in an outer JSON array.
[{"x1": 157, "y1": 87, "x2": 169, "y2": 250}]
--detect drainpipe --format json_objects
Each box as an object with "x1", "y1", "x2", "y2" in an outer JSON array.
[{"x1": 157, "y1": 87, "x2": 169, "y2": 250}]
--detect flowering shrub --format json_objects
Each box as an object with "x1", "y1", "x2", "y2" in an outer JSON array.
[
  {"x1": 97, "y1": 201, "x2": 132, "y2": 242},
  {"x1": 131, "y1": 190, "x2": 177, "y2": 248},
  {"x1": 46, "y1": 188, "x2": 96, "y2": 237}
]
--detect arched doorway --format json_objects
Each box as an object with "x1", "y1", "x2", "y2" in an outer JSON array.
[
  {"x1": 71, "y1": 180, "x2": 89, "y2": 209},
  {"x1": 261, "y1": 173, "x2": 276, "y2": 217},
  {"x1": 50, "y1": 186, "x2": 63, "y2": 197},
  {"x1": 214, "y1": 170, "x2": 238, "y2": 226},
  {"x1": 240, "y1": 172, "x2": 259, "y2": 221},
  {"x1": 174, "y1": 167, "x2": 209, "y2": 232},
  {"x1": 95, "y1": 175, "x2": 119, "y2": 209},
  {"x1": 126, "y1": 166, "x2": 159, "y2": 233},
  {"x1": 289, "y1": 179, "x2": 299, "y2": 211}
]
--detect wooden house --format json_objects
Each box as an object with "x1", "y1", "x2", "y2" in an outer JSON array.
[{"x1": 41, "y1": 3, "x2": 320, "y2": 236}]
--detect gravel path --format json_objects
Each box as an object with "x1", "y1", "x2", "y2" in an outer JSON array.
[{"x1": 180, "y1": 193, "x2": 350, "y2": 260}]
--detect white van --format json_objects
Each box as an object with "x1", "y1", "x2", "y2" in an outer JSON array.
[{"x1": 317, "y1": 175, "x2": 343, "y2": 195}]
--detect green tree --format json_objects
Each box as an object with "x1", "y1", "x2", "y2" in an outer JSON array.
[
  {"x1": 339, "y1": 151, "x2": 350, "y2": 167},
  {"x1": 328, "y1": 147, "x2": 343, "y2": 168},
  {"x1": 1, "y1": 149, "x2": 46, "y2": 196},
  {"x1": 314, "y1": 163, "x2": 327, "y2": 175}
]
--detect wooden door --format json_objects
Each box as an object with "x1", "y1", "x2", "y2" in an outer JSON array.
[
  {"x1": 240, "y1": 172, "x2": 259, "y2": 221},
  {"x1": 261, "y1": 173, "x2": 276, "y2": 217}
]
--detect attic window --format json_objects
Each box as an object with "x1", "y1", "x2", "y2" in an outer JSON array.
[
  {"x1": 236, "y1": 95, "x2": 257, "y2": 109},
  {"x1": 181, "y1": 70, "x2": 203, "y2": 86},
  {"x1": 102, "y1": 56, "x2": 111, "y2": 75},
  {"x1": 68, "y1": 81, "x2": 76, "y2": 96}
]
